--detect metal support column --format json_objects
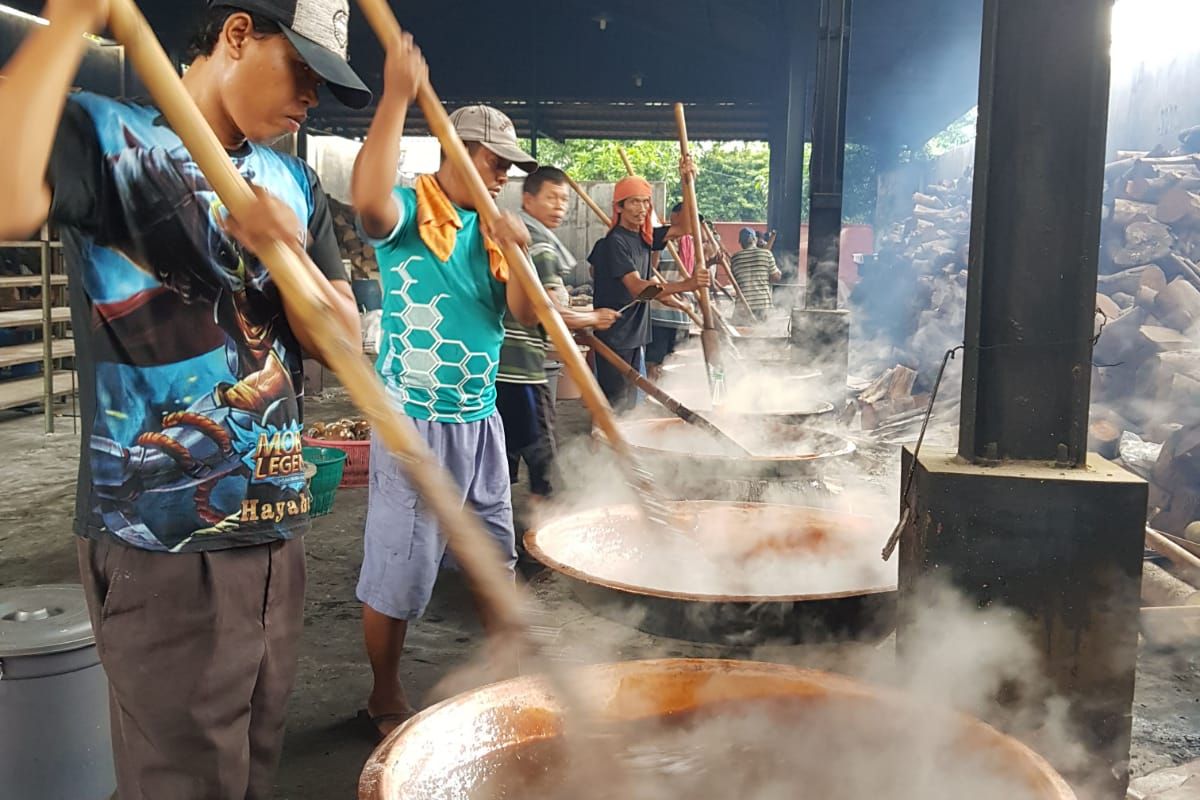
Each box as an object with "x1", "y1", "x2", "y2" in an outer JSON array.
[
  {"x1": 769, "y1": 10, "x2": 809, "y2": 278},
  {"x1": 958, "y1": 0, "x2": 1111, "y2": 466},
  {"x1": 804, "y1": 0, "x2": 851, "y2": 310},
  {"x1": 899, "y1": 3, "x2": 1144, "y2": 797}
]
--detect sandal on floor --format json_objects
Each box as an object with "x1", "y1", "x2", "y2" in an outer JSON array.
[{"x1": 356, "y1": 708, "x2": 417, "y2": 742}]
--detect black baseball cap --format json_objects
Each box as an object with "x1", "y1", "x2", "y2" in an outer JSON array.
[{"x1": 209, "y1": 0, "x2": 372, "y2": 109}]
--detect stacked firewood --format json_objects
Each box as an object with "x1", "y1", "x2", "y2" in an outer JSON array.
[
  {"x1": 1093, "y1": 133, "x2": 1200, "y2": 535},
  {"x1": 853, "y1": 178, "x2": 971, "y2": 380},
  {"x1": 850, "y1": 178, "x2": 972, "y2": 433},
  {"x1": 330, "y1": 198, "x2": 377, "y2": 281}
]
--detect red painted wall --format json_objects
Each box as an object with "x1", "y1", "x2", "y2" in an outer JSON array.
[{"x1": 710, "y1": 222, "x2": 875, "y2": 289}]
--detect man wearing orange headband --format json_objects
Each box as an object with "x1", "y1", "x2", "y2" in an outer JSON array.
[{"x1": 587, "y1": 163, "x2": 709, "y2": 411}]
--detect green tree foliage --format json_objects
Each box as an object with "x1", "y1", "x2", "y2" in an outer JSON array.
[{"x1": 521, "y1": 137, "x2": 875, "y2": 224}]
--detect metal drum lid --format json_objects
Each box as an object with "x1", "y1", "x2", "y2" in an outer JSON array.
[{"x1": 0, "y1": 584, "x2": 95, "y2": 657}]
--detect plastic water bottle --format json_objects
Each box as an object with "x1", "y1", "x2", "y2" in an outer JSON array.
[{"x1": 711, "y1": 365, "x2": 726, "y2": 408}]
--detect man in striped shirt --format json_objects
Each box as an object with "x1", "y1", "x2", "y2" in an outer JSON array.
[
  {"x1": 730, "y1": 226, "x2": 782, "y2": 325},
  {"x1": 495, "y1": 167, "x2": 619, "y2": 500}
]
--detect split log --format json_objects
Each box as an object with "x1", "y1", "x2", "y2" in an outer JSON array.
[
  {"x1": 1113, "y1": 198, "x2": 1157, "y2": 226},
  {"x1": 1161, "y1": 252, "x2": 1200, "y2": 288},
  {"x1": 1088, "y1": 418, "x2": 1121, "y2": 459},
  {"x1": 860, "y1": 365, "x2": 917, "y2": 404},
  {"x1": 1112, "y1": 221, "x2": 1174, "y2": 267},
  {"x1": 1096, "y1": 292, "x2": 1121, "y2": 319},
  {"x1": 1136, "y1": 350, "x2": 1200, "y2": 406},
  {"x1": 1093, "y1": 306, "x2": 1148, "y2": 365},
  {"x1": 912, "y1": 192, "x2": 945, "y2": 209},
  {"x1": 1111, "y1": 291, "x2": 1135, "y2": 309},
  {"x1": 1153, "y1": 277, "x2": 1200, "y2": 331},
  {"x1": 1099, "y1": 266, "x2": 1161, "y2": 297},
  {"x1": 1135, "y1": 285, "x2": 1160, "y2": 311},
  {"x1": 1156, "y1": 186, "x2": 1200, "y2": 226},
  {"x1": 1142, "y1": 561, "x2": 1200, "y2": 607},
  {"x1": 1137, "y1": 325, "x2": 1194, "y2": 355}
]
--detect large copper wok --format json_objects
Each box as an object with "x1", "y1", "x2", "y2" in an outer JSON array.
[
  {"x1": 526, "y1": 501, "x2": 895, "y2": 643},
  {"x1": 358, "y1": 659, "x2": 1076, "y2": 800},
  {"x1": 610, "y1": 416, "x2": 854, "y2": 501}
]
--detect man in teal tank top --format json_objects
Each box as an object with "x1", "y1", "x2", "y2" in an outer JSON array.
[{"x1": 349, "y1": 33, "x2": 538, "y2": 738}]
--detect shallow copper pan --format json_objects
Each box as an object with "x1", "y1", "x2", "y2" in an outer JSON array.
[
  {"x1": 526, "y1": 501, "x2": 895, "y2": 643},
  {"x1": 616, "y1": 416, "x2": 855, "y2": 481},
  {"x1": 359, "y1": 659, "x2": 1076, "y2": 800}
]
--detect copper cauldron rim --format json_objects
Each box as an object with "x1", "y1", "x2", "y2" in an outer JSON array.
[
  {"x1": 525, "y1": 501, "x2": 897, "y2": 604},
  {"x1": 616, "y1": 418, "x2": 858, "y2": 464},
  {"x1": 358, "y1": 658, "x2": 1077, "y2": 800}
]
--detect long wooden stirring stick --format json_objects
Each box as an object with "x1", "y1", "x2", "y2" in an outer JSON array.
[
  {"x1": 351, "y1": 0, "x2": 676, "y2": 529},
  {"x1": 105, "y1": 0, "x2": 529, "y2": 635},
  {"x1": 581, "y1": 333, "x2": 752, "y2": 456},
  {"x1": 673, "y1": 105, "x2": 722, "y2": 389}
]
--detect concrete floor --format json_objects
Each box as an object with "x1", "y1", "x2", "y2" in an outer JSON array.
[{"x1": 1, "y1": 393, "x2": 1198, "y2": 799}]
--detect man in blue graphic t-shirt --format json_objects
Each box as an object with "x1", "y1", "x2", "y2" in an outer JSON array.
[{"x1": 0, "y1": 1, "x2": 365, "y2": 796}]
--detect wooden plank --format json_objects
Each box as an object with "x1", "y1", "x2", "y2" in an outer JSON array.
[
  {"x1": 0, "y1": 307, "x2": 70, "y2": 328},
  {"x1": 0, "y1": 275, "x2": 67, "y2": 289},
  {"x1": 0, "y1": 370, "x2": 74, "y2": 411},
  {"x1": 0, "y1": 340, "x2": 74, "y2": 369}
]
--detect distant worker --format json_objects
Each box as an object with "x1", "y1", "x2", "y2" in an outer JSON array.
[
  {"x1": 730, "y1": 226, "x2": 782, "y2": 325},
  {"x1": 588, "y1": 170, "x2": 709, "y2": 411},
  {"x1": 496, "y1": 167, "x2": 620, "y2": 505}
]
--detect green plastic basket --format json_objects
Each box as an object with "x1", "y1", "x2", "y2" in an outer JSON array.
[{"x1": 304, "y1": 446, "x2": 347, "y2": 517}]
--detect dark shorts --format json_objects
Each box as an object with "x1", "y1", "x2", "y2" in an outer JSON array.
[
  {"x1": 496, "y1": 381, "x2": 557, "y2": 496},
  {"x1": 594, "y1": 346, "x2": 645, "y2": 413},
  {"x1": 646, "y1": 325, "x2": 681, "y2": 366},
  {"x1": 77, "y1": 534, "x2": 305, "y2": 800}
]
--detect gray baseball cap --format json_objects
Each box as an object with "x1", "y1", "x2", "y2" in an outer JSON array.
[
  {"x1": 448, "y1": 105, "x2": 538, "y2": 173},
  {"x1": 208, "y1": 0, "x2": 371, "y2": 109}
]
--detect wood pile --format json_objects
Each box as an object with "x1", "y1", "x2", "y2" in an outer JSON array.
[
  {"x1": 856, "y1": 366, "x2": 924, "y2": 431},
  {"x1": 852, "y1": 177, "x2": 971, "y2": 383},
  {"x1": 330, "y1": 198, "x2": 377, "y2": 281},
  {"x1": 848, "y1": 177, "x2": 971, "y2": 436},
  {"x1": 1093, "y1": 137, "x2": 1200, "y2": 535}
]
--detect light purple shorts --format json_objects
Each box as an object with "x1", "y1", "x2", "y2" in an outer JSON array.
[{"x1": 356, "y1": 412, "x2": 517, "y2": 620}]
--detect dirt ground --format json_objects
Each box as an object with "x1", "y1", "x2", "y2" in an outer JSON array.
[{"x1": 0, "y1": 393, "x2": 1197, "y2": 799}]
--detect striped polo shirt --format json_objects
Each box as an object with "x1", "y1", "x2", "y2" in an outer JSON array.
[{"x1": 730, "y1": 247, "x2": 779, "y2": 321}]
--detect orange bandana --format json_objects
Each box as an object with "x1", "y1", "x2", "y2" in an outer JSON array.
[
  {"x1": 414, "y1": 174, "x2": 508, "y2": 281},
  {"x1": 611, "y1": 175, "x2": 655, "y2": 247}
]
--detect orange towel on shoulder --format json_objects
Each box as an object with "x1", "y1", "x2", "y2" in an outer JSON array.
[{"x1": 414, "y1": 174, "x2": 508, "y2": 281}]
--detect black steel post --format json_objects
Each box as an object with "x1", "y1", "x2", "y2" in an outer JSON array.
[
  {"x1": 804, "y1": 0, "x2": 852, "y2": 310},
  {"x1": 958, "y1": 0, "x2": 1113, "y2": 466},
  {"x1": 770, "y1": 10, "x2": 809, "y2": 278}
]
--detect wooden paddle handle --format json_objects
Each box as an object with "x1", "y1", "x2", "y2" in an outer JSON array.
[
  {"x1": 618, "y1": 147, "x2": 635, "y2": 176},
  {"x1": 1147, "y1": 526, "x2": 1200, "y2": 584},
  {"x1": 675, "y1": 105, "x2": 721, "y2": 390},
  {"x1": 106, "y1": 0, "x2": 528, "y2": 634},
  {"x1": 566, "y1": 173, "x2": 613, "y2": 227},
  {"x1": 353, "y1": 0, "x2": 637, "y2": 467},
  {"x1": 673, "y1": 105, "x2": 715, "y2": 330}
]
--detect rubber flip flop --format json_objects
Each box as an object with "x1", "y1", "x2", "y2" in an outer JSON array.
[{"x1": 356, "y1": 708, "x2": 417, "y2": 742}]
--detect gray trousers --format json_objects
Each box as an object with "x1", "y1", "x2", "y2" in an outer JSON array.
[
  {"x1": 357, "y1": 412, "x2": 517, "y2": 621},
  {"x1": 77, "y1": 535, "x2": 305, "y2": 800}
]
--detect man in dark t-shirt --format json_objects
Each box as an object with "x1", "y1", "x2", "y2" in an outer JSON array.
[
  {"x1": 0, "y1": 1, "x2": 366, "y2": 796},
  {"x1": 588, "y1": 173, "x2": 707, "y2": 411}
]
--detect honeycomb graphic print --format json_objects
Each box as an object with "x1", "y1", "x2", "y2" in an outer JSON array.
[{"x1": 379, "y1": 256, "x2": 498, "y2": 422}]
